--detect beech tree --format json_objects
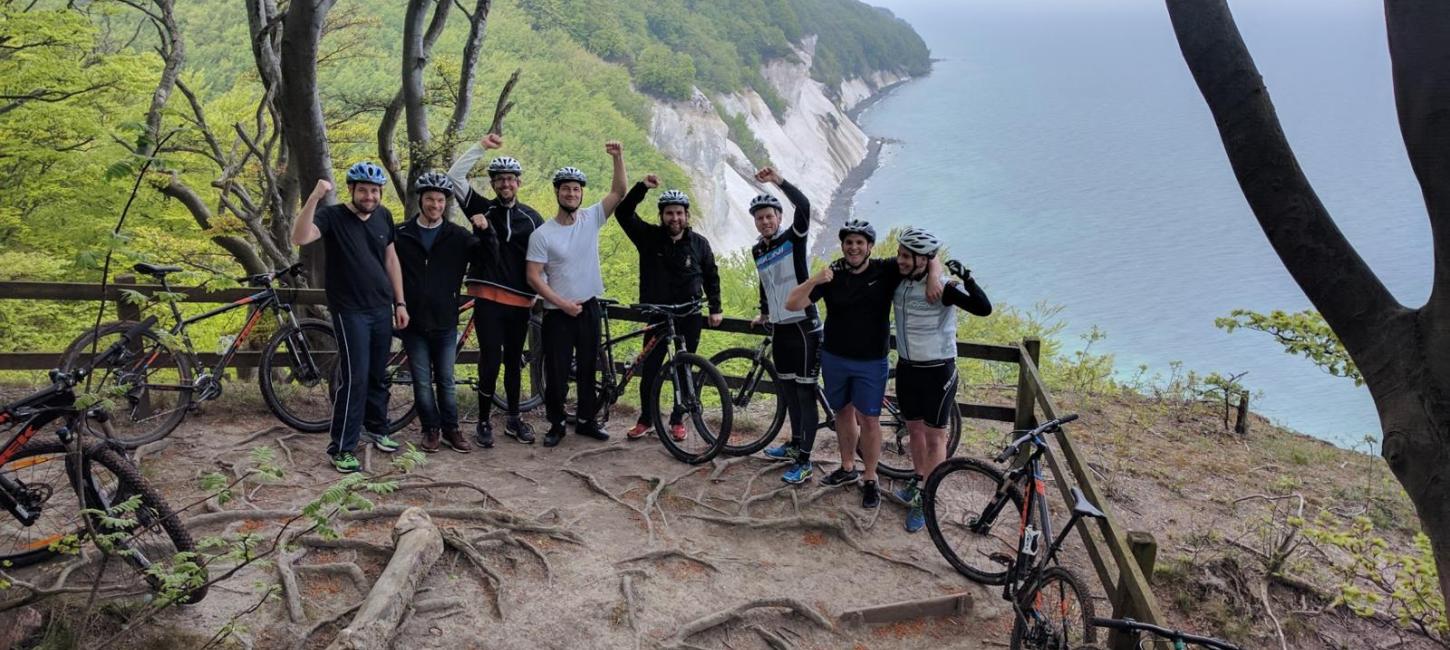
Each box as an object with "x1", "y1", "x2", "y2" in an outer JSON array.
[{"x1": 1165, "y1": 0, "x2": 1450, "y2": 603}]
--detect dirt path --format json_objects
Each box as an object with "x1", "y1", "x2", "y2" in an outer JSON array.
[{"x1": 18, "y1": 391, "x2": 1015, "y2": 649}]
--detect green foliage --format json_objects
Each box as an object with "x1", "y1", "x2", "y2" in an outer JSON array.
[
  {"x1": 1303, "y1": 513, "x2": 1447, "y2": 642},
  {"x1": 719, "y1": 107, "x2": 772, "y2": 169},
  {"x1": 1217, "y1": 309, "x2": 1362, "y2": 386},
  {"x1": 635, "y1": 44, "x2": 696, "y2": 101}
]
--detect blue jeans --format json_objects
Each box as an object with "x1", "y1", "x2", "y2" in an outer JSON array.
[
  {"x1": 402, "y1": 327, "x2": 459, "y2": 431},
  {"x1": 329, "y1": 307, "x2": 394, "y2": 456}
]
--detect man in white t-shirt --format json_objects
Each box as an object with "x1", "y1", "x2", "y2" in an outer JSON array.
[{"x1": 526, "y1": 141, "x2": 628, "y2": 447}]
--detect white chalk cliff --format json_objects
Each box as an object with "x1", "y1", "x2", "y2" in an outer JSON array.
[{"x1": 647, "y1": 36, "x2": 908, "y2": 252}]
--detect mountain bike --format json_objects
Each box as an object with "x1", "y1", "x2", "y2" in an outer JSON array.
[
  {"x1": 922, "y1": 414, "x2": 1099, "y2": 649},
  {"x1": 1075, "y1": 617, "x2": 1241, "y2": 650},
  {"x1": 381, "y1": 297, "x2": 545, "y2": 430},
  {"x1": 60, "y1": 262, "x2": 339, "y2": 444},
  {"x1": 576, "y1": 299, "x2": 732, "y2": 464},
  {"x1": 1, "y1": 317, "x2": 208, "y2": 603},
  {"x1": 708, "y1": 328, "x2": 960, "y2": 476}
]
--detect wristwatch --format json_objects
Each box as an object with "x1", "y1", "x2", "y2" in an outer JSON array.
[{"x1": 394, "y1": 302, "x2": 406, "y2": 308}]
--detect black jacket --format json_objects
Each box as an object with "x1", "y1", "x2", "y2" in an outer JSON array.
[
  {"x1": 616, "y1": 182, "x2": 722, "y2": 314},
  {"x1": 394, "y1": 217, "x2": 478, "y2": 332},
  {"x1": 457, "y1": 190, "x2": 544, "y2": 299}
]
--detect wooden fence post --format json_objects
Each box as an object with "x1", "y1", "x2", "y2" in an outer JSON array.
[
  {"x1": 1234, "y1": 390, "x2": 1250, "y2": 434},
  {"x1": 1015, "y1": 338, "x2": 1041, "y2": 431},
  {"x1": 1110, "y1": 531, "x2": 1159, "y2": 649}
]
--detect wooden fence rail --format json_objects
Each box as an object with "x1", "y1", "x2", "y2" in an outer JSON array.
[{"x1": 0, "y1": 279, "x2": 1164, "y2": 632}]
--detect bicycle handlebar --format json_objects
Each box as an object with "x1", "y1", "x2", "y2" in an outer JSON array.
[
  {"x1": 993, "y1": 413, "x2": 1079, "y2": 463},
  {"x1": 1089, "y1": 617, "x2": 1241, "y2": 650},
  {"x1": 239, "y1": 262, "x2": 304, "y2": 286},
  {"x1": 629, "y1": 300, "x2": 703, "y2": 316}
]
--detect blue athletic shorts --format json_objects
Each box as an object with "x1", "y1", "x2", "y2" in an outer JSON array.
[{"x1": 820, "y1": 350, "x2": 889, "y2": 416}]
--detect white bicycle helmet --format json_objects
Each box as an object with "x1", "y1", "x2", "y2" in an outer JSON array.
[{"x1": 899, "y1": 226, "x2": 942, "y2": 257}]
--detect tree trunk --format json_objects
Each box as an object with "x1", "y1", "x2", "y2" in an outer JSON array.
[{"x1": 1164, "y1": 0, "x2": 1450, "y2": 605}]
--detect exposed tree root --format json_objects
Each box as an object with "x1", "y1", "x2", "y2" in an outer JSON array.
[
  {"x1": 442, "y1": 528, "x2": 506, "y2": 621},
  {"x1": 662, "y1": 598, "x2": 833, "y2": 649},
  {"x1": 616, "y1": 548, "x2": 720, "y2": 573},
  {"x1": 685, "y1": 512, "x2": 937, "y2": 577},
  {"x1": 295, "y1": 562, "x2": 369, "y2": 591}
]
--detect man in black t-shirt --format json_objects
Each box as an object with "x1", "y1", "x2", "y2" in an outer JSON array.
[
  {"x1": 291, "y1": 162, "x2": 409, "y2": 474},
  {"x1": 785, "y1": 220, "x2": 941, "y2": 505}
]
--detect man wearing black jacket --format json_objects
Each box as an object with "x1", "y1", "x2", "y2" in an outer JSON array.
[
  {"x1": 447, "y1": 133, "x2": 545, "y2": 447},
  {"x1": 615, "y1": 174, "x2": 723, "y2": 441},
  {"x1": 395, "y1": 172, "x2": 481, "y2": 453}
]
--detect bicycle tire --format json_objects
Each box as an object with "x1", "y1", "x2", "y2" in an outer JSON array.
[
  {"x1": 490, "y1": 315, "x2": 546, "y2": 413},
  {"x1": 923, "y1": 456, "x2": 1023, "y2": 585},
  {"x1": 259, "y1": 318, "x2": 337, "y2": 433},
  {"x1": 0, "y1": 440, "x2": 208, "y2": 603},
  {"x1": 1011, "y1": 566, "x2": 1095, "y2": 650},
  {"x1": 708, "y1": 348, "x2": 787, "y2": 456},
  {"x1": 649, "y1": 352, "x2": 733, "y2": 464},
  {"x1": 878, "y1": 403, "x2": 961, "y2": 480},
  {"x1": 60, "y1": 321, "x2": 194, "y2": 447},
  {"x1": 380, "y1": 334, "x2": 419, "y2": 434}
]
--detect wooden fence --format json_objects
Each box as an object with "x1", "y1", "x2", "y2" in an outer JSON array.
[{"x1": 0, "y1": 278, "x2": 1166, "y2": 640}]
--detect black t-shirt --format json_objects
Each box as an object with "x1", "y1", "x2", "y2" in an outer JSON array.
[
  {"x1": 809, "y1": 258, "x2": 903, "y2": 360},
  {"x1": 314, "y1": 203, "x2": 395, "y2": 312}
]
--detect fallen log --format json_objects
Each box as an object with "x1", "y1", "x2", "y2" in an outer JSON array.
[{"x1": 325, "y1": 507, "x2": 444, "y2": 650}]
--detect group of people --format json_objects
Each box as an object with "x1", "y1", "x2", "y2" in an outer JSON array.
[{"x1": 290, "y1": 133, "x2": 990, "y2": 533}]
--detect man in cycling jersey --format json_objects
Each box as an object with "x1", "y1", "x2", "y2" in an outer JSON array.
[
  {"x1": 785, "y1": 220, "x2": 941, "y2": 503},
  {"x1": 395, "y1": 172, "x2": 479, "y2": 454},
  {"x1": 749, "y1": 167, "x2": 824, "y2": 485},
  {"x1": 615, "y1": 175, "x2": 723, "y2": 442},
  {"x1": 448, "y1": 133, "x2": 544, "y2": 447},
  {"x1": 526, "y1": 141, "x2": 628, "y2": 448},
  {"x1": 291, "y1": 163, "x2": 407, "y2": 474},
  {"x1": 891, "y1": 227, "x2": 992, "y2": 532}
]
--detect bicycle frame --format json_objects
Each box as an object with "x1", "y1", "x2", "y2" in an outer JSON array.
[
  {"x1": 596, "y1": 309, "x2": 673, "y2": 400},
  {"x1": 0, "y1": 389, "x2": 80, "y2": 525},
  {"x1": 156, "y1": 281, "x2": 302, "y2": 382}
]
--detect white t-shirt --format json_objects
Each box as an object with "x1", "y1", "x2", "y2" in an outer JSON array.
[{"x1": 525, "y1": 202, "x2": 607, "y2": 309}]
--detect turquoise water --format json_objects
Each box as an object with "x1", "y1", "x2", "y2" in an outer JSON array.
[{"x1": 853, "y1": 0, "x2": 1432, "y2": 446}]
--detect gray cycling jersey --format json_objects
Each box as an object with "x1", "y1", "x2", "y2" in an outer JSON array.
[{"x1": 893, "y1": 277, "x2": 957, "y2": 362}]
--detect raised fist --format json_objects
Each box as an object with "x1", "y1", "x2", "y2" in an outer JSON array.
[
  {"x1": 754, "y1": 167, "x2": 781, "y2": 185},
  {"x1": 604, "y1": 141, "x2": 623, "y2": 157},
  {"x1": 481, "y1": 133, "x2": 504, "y2": 149},
  {"x1": 469, "y1": 214, "x2": 489, "y2": 230},
  {"x1": 313, "y1": 179, "x2": 333, "y2": 197},
  {"x1": 643, "y1": 174, "x2": 660, "y2": 189}
]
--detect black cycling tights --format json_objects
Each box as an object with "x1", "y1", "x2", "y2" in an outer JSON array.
[{"x1": 476, "y1": 300, "x2": 531, "y2": 419}]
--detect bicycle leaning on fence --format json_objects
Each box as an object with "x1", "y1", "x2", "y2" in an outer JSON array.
[
  {"x1": 1, "y1": 317, "x2": 209, "y2": 603},
  {"x1": 61, "y1": 262, "x2": 340, "y2": 445},
  {"x1": 707, "y1": 325, "x2": 961, "y2": 473},
  {"x1": 922, "y1": 413, "x2": 1103, "y2": 650}
]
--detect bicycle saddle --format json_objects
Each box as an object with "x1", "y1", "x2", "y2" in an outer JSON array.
[
  {"x1": 133, "y1": 262, "x2": 183, "y2": 277},
  {"x1": 1070, "y1": 487, "x2": 1106, "y2": 519}
]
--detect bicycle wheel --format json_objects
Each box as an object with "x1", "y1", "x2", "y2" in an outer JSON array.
[
  {"x1": 491, "y1": 314, "x2": 546, "y2": 413},
  {"x1": 1011, "y1": 566, "x2": 1095, "y2": 650},
  {"x1": 649, "y1": 352, "x2": 732, "y2": 464},
  {"x1": 61, "y1": 321, "x2": 194, "y2": 447},
  {"x1": 923, "y1": 456, "x2": 1023, "y2": 585},
  {"x1": 877, "y1": 403, "x2": 961, "y2": 480},
  {"x1": 0, "y1": 440, "x2": 208, "y2": 603},
  {"x1": 382, "y1": 334, "x2": 418, "y2": 434},
  {"x1": 708, "y1": 348, "x2": 787, "y2": 456},
  {"x1": 260, "y1": 318, "x2": 337, "y2": 432}
]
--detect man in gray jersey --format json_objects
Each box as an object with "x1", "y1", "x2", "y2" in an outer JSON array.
[{"x1": 892, "y1": 227, "x2": 992, "y2": 532}]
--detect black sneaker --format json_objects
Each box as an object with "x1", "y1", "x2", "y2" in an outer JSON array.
[
  {"x1": 861, "y1": 480, "x2": 880, "y2": 509},
  {"x1": 575, "y1": 421, "x2": 610, "y2": 441},
  {"x1": 505, "y1": 416, "x2": 535, "y2": 444},
  {"x1": 821, "y1": 467, "x2": 861, "y2": 486},
  {"x1": 542, "y1": 423, "x2": 566, "y2": 447},
  {"x1": 474, "y1": 421, "x2": 495, "y2": 448}
]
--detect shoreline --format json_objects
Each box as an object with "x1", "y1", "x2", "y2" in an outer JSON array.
[{"x1": 816, "y1": 75, "x2": 918, "y2": 256}]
